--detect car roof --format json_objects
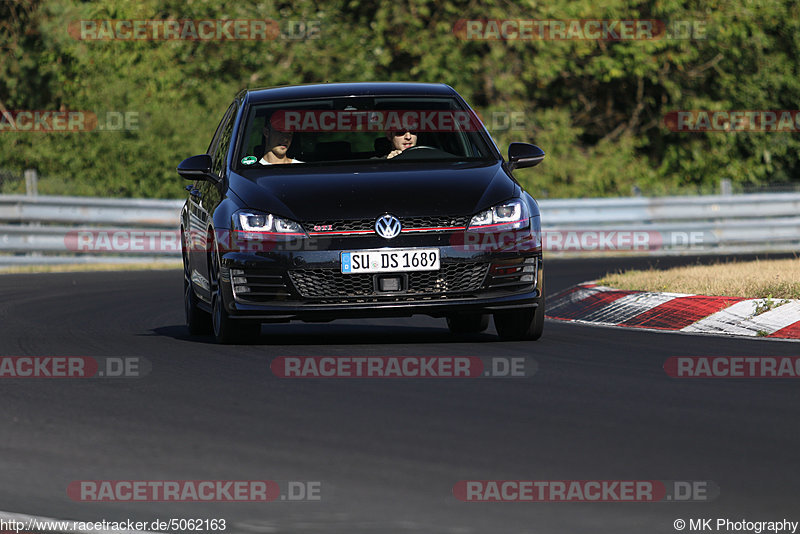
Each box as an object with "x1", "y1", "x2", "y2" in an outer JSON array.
[{"x1": 243, "y1": 82, "x2": 459, "y2": 104}]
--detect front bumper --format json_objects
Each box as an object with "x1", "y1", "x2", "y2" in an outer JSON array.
[{"x1": 215, "y1": 230, "x2": 543, "y2": 322}]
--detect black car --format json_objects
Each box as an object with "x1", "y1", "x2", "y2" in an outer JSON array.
[{"x1": 178, "y1": 82, "x2": 545, "y2": 343}]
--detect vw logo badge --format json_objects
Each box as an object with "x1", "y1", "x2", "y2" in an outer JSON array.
[{"x1": 375, "y1": 214, "x2": 402, "y2": 239}]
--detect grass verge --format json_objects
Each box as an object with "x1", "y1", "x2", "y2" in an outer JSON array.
[{"x1": 597, "y1": 258, "x2": 800, "y2": 299}]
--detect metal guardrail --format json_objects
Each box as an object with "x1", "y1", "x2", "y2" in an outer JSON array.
[
  {"x1": 0, "y1": 195, "x2": 183, "y2": 265},
  {"x1": 540, "y1": 193, "x2": 800, "y2": 254},
  {"x1": 541, "y1": 193, "x2": 800, "y2": 224},
  {"x1": 0, "y1": 193, "x2": 798, "y2": 265},
  {"x1": 0, "y1": 195, "x2": 182, "y2": 226}
]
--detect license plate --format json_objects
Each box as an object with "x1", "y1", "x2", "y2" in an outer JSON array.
[{"x1": 341, "y1": 248, "x2": 440, "y2": 274}]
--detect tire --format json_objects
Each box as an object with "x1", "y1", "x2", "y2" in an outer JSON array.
[
  {"x1": 494, "y1": 292, "x2": 545, "y2": 341},
  {"x1": 183, "y1": 235, "x2": 211, "y2": 336},
  {"x1": 209, "y1": 247, "x2": 260, "y2": 344},
  {"x1": 446, "y1": 313, "x2": 490, "y2": 334},
  {"x1": 184, "y1": 276, "x2": 212, "y2": 335},
  {"x1": 211, "y1": 291, "x2": 260, "y2": 344}
]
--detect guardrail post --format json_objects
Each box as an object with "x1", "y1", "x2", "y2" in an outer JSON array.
[
  {"x1": 24, "y1": 169, "x2": 38, "y2": 196},
  {"x1": 23, "y1": 169, "x2": 41, "y2": 258},
  {"x1": 720, "y1": 178, "x2": 732, "y2": 196}
]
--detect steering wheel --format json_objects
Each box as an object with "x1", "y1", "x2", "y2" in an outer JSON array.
[
  {"x1": 391, "y1": 145, "x2": 440, "y2": 160},
  {"x1": 401, "y1": 145, "x2": 437, "y2": 153}
]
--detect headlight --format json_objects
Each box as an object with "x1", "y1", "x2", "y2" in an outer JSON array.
[
  {"x1": 233, "y1": 210, "x2": 305, "y2": 236},
  {"x1": 469, "y1": 199, "x2": 529, "y2": 231}
]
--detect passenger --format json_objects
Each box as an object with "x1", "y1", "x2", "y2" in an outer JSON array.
[
  {"x1": 386, "y1": 129, "x2": 417, "y2": 159},
  {"x1": 260, "y1": 122, "x2": 303, "y2": 164}
]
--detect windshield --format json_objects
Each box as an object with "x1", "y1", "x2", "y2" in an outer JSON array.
[{"x1": 235, "y1": 96, "x2": 496, "y2": 169}]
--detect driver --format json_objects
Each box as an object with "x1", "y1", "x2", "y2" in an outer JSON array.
[
  {"x1": 386, "y1": 129, "x2": 417, "y2": 159},
  {"x1": 260, "y1": 121, "x2": 303, "y2": 165}
]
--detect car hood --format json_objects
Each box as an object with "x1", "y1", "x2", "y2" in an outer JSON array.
[{"x1": 230, "y1": 161, "x2": 517, "y2": 221}]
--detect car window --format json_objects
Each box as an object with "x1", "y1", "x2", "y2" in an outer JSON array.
[
  {"x1": 207, "y1": 102, "x2": 236, "y2": 158},
  {"x1": 211, "y1": 103, "x2": 237, "y2": 178}
]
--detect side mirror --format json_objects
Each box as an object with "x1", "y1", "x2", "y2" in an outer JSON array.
[
  {"x1": 177, "y1": 154, "x2": 217, "y2": 182},
  {"x1": 508, "y1": 143, "x2": 545, "y2": 170}
]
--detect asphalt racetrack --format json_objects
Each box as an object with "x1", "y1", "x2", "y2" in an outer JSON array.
[{"x1": 0, "y1": 255, "x2": 798, "y2": 533}]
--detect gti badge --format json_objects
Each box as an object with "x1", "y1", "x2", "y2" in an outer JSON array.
[{"x1": 375, "y1": 214, "x2": 402, "y2": 239}]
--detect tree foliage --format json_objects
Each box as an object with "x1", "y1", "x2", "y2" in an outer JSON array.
[{"x1": 1, "y1": 0, "x2": 798, "y2": 198}]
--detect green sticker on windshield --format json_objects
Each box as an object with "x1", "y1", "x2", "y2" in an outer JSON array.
[{"x1": 241, "y1": 155, "x2": 258, "y2": 165}]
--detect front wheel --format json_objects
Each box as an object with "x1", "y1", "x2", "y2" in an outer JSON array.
[
  {"x1": 446, "y1": 313, "x2": 489, "y2": 334},
  {"x1": 185, "y1": 276, "x2": 212, "y2": 335},
  {"x1": 210, "y1": 249, "x2": 260, "y2": 344},
  {"x1": 183, "y1": 237, "x2": 211, "y2": 336},
  {"x1": 494, "y1": 293, "x2": 545, "y2": 341},
  {"x1": 210, "y1": 293, "x2": 257, "y2": 344}
]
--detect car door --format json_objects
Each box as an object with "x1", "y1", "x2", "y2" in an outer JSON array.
[{"x1": 189, "y1": 101, "x2": 237, "y2": 303}]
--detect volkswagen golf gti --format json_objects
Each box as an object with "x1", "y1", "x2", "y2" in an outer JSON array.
[{"x1": 179, "y1": 82, "x2": 546, "y2": 343}]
